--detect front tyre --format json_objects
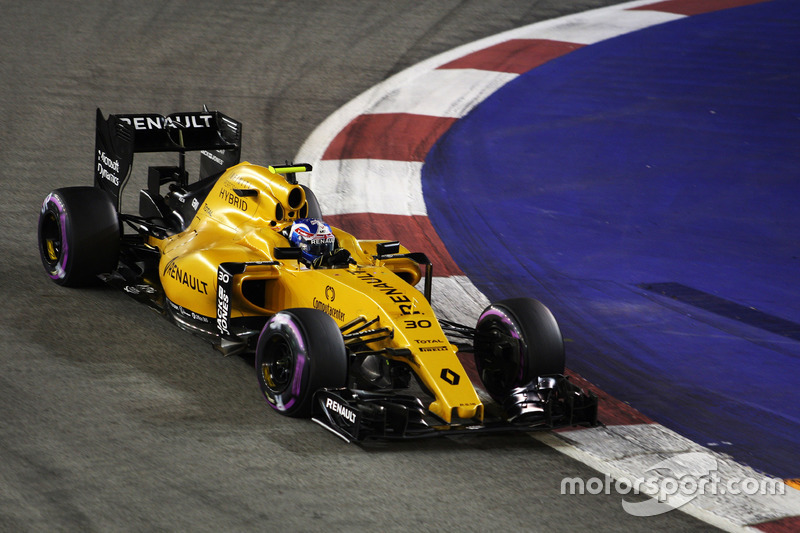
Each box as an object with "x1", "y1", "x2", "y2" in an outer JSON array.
[
  {"x1": 474, "y1": 298, "x2": 565, "y2": 402},
  {"x1": 255, "y1": 308, "x2": 347, "y2": 418},
  {"x1": 37, "y1": 187, "x2": 120, "y2": 287}
]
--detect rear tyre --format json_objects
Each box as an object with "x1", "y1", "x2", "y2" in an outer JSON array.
[
  {"x1": 255, "y1": 308, "x2": 347, "y2": 418},
  {"x1": 37, "y1": 187, "x2": 120, "y2": 287},
  {"x1": 474, "y1": 297, "x2": 565, "y2": 402}
]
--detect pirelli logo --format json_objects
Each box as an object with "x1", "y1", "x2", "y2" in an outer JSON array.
[{"x1": 419, "y1": 345, "x2": 448, "y2": 352}]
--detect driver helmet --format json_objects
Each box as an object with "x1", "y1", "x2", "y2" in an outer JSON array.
[{"x1": 288, "y1": 218, "x2": 335, "y2": 263}]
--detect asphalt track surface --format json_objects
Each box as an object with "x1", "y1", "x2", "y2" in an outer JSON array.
[{"x1": 0, "y1": 1, "x2": 725, "y2": 531}]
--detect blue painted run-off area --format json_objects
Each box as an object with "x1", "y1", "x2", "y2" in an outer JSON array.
[{"x1": 423, "y1": 0, "x2": 800, "y2": 477}]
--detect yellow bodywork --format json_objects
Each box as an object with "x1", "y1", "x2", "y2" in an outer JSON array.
[{"x1": 149, "y1": 162, "x2": 482, "y2": 423}]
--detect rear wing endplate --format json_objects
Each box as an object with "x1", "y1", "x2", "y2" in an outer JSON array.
[{"x1": 94, "y1": 108, "x2": 242, "y2": 210}]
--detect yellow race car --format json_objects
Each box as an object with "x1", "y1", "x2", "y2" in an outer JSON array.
[{"x1": 37, "y1": 109, "x2": 597, "y2": 441}]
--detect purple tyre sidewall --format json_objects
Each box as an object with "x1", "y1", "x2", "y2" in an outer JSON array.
[
  {"x1": 255, "y1": 312, "x2": 309, "y2": 414},
  {"x1": 39, "y1": 192, "x2": 71, "y2": 282}
]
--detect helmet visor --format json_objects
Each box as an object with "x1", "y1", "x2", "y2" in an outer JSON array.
[{"x1": 306, "y1": 235, "x2": 335, "y2": 257}]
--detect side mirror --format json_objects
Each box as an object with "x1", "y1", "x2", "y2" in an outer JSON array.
[{"x1": 376, "y1": 241, "x2": 400, "y2": 258}]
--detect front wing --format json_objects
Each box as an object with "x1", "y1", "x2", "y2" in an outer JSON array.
[{"x1": 311, "y1": 375, "x2": 598, "y2": 442}]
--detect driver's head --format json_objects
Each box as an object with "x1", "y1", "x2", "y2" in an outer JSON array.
[{"x1": 288, "y1": 218, "x2": 335, "y2": 263}]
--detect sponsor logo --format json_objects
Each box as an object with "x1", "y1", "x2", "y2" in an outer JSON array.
[
  {"x1": 347, "y1": 270, "x2": 419, "y2": 315},
  {"x1": 420, "y1": 346, "x2": 448, "y2": 352},
  {"x1": 163, "y1": 259, "x2": 209, "y2": 295},
  {"x1": 440, "y1": 368, "x2": 460, "y2": 385},
  {"x1": 325, "y1": 285, "x2": 335, "y2": 302},
  {"x1": 325, "y1": 397, "x2": 357, "y2": 424},
  {"x1": 219, "y1": 187, "x2": 248, "y2": 212},
  {"x1": 123, "y1": 284, "x2": 157, "y2": 295},
  {"x1": 118, "y1": 114, "x2": 213, "y2": 131},
  {"x1": 96, "y1": 150, "x2": 120, "y2": 186},
  {"x1": 168, "y1": 300, "x2": 211, "y2": 324},
  {"x1": 312, "y1": 298, "x2": 345, "y2": 322},
  {"x1": 200, "y1": 149, "x2": 225, "y2": 165},
  {"x1": 189, "y1": 310, "x2": 210, "y2": 323},
  {"x1": 217, "y1": 270, "x2": 231, "y2": 336}
]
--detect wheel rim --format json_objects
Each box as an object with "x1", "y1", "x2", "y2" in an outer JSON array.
[
  {"x1": 478, "y1": 325, "x2": 522, "y2": 395},
  {"x1": 261, "y1": 335, "x2": 294, "y2": 394},
  {"x1": 40, "y1": 211, "x2": 63, "y2": 266},
  {"x1": 475, "y1": 309, "x2": 525, "y2": 399}
]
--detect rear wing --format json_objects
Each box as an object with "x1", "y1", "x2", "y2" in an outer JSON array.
[{"x1": 94, "y1": 108, "x2": 242, "y2": 210}]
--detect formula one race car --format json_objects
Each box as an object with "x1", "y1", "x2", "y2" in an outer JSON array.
[{"x1": 37, "y1": 108, "x2": 597, "y2": 441}]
